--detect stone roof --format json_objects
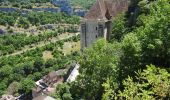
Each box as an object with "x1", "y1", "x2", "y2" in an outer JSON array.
[
  {"x1": 42, "y1": 70, "x2": 65, "y2": 86},
  {"x1": 84, "y1": 0, "x2": 129, "y2": 20},
  {"x1": 42, "y1": 71, "x2": 58, "y2": 84},
  {"x1": 47, "y1": 71, "x2": 57, "y2": 79},
  {"x1": 32, "y1": 86, "x2": 42, "y2": 93}
]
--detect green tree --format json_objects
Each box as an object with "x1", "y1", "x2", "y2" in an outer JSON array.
[
  {"x1": 118, "y1": 65, "x2": 170, "y2": 99},
  {"x1": 111, "y1": 13, "x2": 128, "y2": 42},
  {"x1": 7, "y1": 82, "x2": 20, "y2": 95},
  {"x1": 0, "y1": 65, "x2": 13, "y2": 77},
  {"x1": 52, "y1": 83, "x2": 72, "y2": 100},
  {"x1": 18, "y1": 17, "x2": 30, "y2": 29},
  {"x1": 0, "y1": 82, "x2": 7, "y2": 96},
  {"x1": 71, "y1": 39, "x2": 121, "y2": 99},
  {"x1": 119, "y1": 0, "x2": 170, "y2": 81},
  {"x1": 20, "y1": 78, "x2": 35, "y2": 94}
]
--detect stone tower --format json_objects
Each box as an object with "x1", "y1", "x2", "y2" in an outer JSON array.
[{"x1": 80, "y1": 0, "x2": 129, "y2": 50}]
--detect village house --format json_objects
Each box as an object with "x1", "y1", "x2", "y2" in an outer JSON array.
[
  {"x1": 32, "y1": 69, "x2": 66, "y2": 98},
  {"x1": 66, "y1": 64, "x2": 80, "y2": 82},
  {"x1": 32, "y1": 63, "x2": 80, "y2": 99},
  {"x1": 42, "y1": 70, "x2": 64, "y2": 87},
  {"x1": 80, "y1": 0, "x2": 129, "y2": 50}
]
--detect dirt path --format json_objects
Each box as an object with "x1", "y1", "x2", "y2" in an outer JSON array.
[{"x1": 1, "y1": 32, "x2": 79, "y2": 58}]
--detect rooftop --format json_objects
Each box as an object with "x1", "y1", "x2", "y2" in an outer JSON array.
[{"x1": 84, "y1": 0, "x2": 129, "y2": 20}]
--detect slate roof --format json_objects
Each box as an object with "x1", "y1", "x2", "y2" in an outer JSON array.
[
  {"x1": 84, "y1": 0, "x2": 129, "y2": 20},
  {"x1": 47, "y1": 71, "x2": 57, "y2": 79}
]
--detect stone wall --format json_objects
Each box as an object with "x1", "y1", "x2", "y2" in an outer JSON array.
[{"x1": 80, "y1": 20, "x2": 106, "y2": 50}]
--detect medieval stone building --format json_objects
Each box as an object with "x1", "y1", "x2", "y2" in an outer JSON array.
[{"x1": 80, "y1": 0, "x2": 129, "y2": 50}]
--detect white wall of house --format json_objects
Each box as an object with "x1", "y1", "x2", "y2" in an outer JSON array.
[{"x1": 66, "y1": 64, "x2": 80, "y2": 82}]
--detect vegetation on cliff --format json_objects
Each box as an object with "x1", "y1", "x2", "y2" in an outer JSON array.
[{"x1": 52, "y1": 0, "x2": 170, "y2": 99}]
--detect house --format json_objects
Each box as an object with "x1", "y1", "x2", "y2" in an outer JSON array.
[
  {"x1": 42, "y1": 71, "x2": 63, "y2": 87},
  {"x1": 32, "y1": 69, "x2": 66, "y2": 98},
  {"x1": 32, "y1": 63, "x2": 80, "y2": 99},
  {"x1": 32, "y1": 86, "x2": 43, "y2": 98},
  {"x1": 80, "y1": 0, "x2": 129, "y2": 49},
  {"x1": 66, "y1": 64, "x2": 80, "y2": 82}
]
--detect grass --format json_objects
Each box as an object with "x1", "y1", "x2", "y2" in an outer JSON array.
[
  {"x1": 62, "y1": 41, "x2": 80, "y2": 55},
  {"x1": 43, "y1": 51, "x2": 53, "y2": 61}
]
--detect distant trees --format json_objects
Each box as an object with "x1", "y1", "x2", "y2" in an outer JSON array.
[
  {"x1": 30, "y1": 0, "x2": 50, "y2": 3},
  {"x1": 70, "y1": 0, "x2": 96, "y2": 9},
  {"x1": 18, "y1": 17, "x2": 30, "y2": 29},
  {"x1": 20, "y1": 78, "x2": 35, "y2": 94},
  {"x1": 0, "y1": 12, "x2": 80, "y2": 27},
  {"x1": 27, "y1": 12, "x2": 80, "y2": 26},
  {"x1": 0, "y1": 12, "x2": 18, "y2": 26},
  {"x1": 0, "y1": 34, "x2": 79, "y2": 97},
  {"x1": 0, "y1": 28, "x2": 77, "y2": 55},
  {"x1": 0, "y1": 0, "x2": 50, "y2": 7}
]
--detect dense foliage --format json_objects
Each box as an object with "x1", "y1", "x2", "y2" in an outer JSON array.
[
  {"x1": 119, "y1": 0, "x2": 170, "y2": 79},
  {"x1": 52, "y1": 83, "x2": 73, "y2": 100},
  {"x1": 27, "y1": 12, "x2": 80, "y2": 25},
  {"x1": 69, "y1": 0, "x2": 96, "y2": 9},
  {"x1": 119, "y1": 65, "x2": 170, "y2": 99},
  {"x1": 0, "y1": 27, "x2": 78, "y2": 55},
  {"x1": 0, "y1": 0, "x2": 169, "y2": 99},
  {"x1": 0, "y1": 12, "x2": 80, "y2": 27},
  {"x1": 0, "y1": 12, "x2": 18, "y2": 26},
  {"x1": 71, "y1": 39, "x2": 121, "y2": 99},
  {"x1": 0, "y1": 0, "x2": 95, "y2": 10},
  {"x1": 51, "y1": 0, "x2": 170, "y2": 99},
  {"x1": 0, "y1": 0, "x2": 50, "y2": 3},
  {"x1": 0, "y1": 34, "x2": 79, "y2": 96}
]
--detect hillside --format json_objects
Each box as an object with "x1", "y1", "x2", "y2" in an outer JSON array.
[
  {"x1": 0, "y1": 2, "x2": 81, "y2": 98},
  {"x1": 69, "y1": 0, "x2": 96, "y2": 9},
  {"x1": 0, "y1": 0, "x2": 95, "y2": 10},
  {"x1": 0, "y1": 0, "x2": 170, "y2": 99},
  {"x1": 51, "y1": 0, "x2": 170, "y2": 99}
]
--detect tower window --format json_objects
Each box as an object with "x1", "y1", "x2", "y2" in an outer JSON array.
[
  {"x1": 98, "y1": 24, "x2": 104, "y2": 37},
  {"x1": 96, "y1": 35, "x2": 98, "y2": 38},
  {"x1": 96, "y1": 27, "x2": 98, "y2": 30},
  {"x1": 81, "y1": 23, "x2": 86, "y2": 34}
]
